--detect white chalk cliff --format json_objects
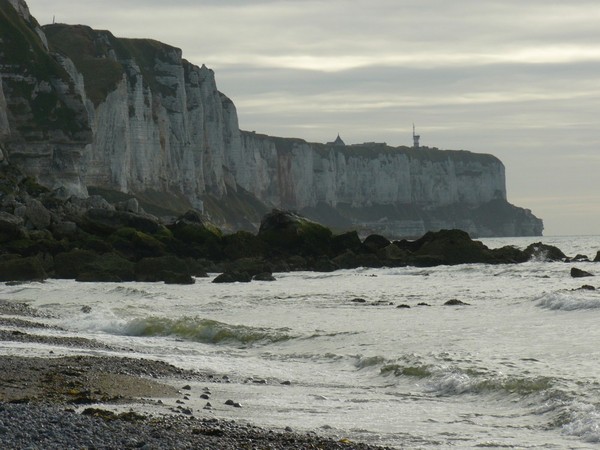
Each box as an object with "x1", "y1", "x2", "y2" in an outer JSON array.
[{"x1": 0, "y1": 0, "x2": 542, "y2": 237}]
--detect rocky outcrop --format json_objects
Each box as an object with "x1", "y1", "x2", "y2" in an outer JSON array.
[{"x1": 0, "y1": 1, "x2": 543, "y2": 238}]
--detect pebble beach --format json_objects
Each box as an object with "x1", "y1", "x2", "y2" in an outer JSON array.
[{"x1": 0, "y1": 299, "x2": 393, "y2": 450}]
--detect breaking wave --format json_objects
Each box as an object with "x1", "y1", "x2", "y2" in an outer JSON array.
[
  {"x1": 536, "y1": 290, "x2": 600, "y2": 311},
  {"x1": 425, "y1": 371, "x2": 554, "y2": 397},
  {"x1": 121, "y1": 316, "x2": 293, "y2": 346},
  {"x1": 560, "y1": 401, "x2": 600, "y2": 443}
]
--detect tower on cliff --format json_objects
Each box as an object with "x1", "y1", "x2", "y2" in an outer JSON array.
[{"x1": 412, "y1": 124, "x2": 420, "y2": 149}]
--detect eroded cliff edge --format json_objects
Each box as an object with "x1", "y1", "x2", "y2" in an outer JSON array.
[{"x1": 0, "y1": 0, "x2": 543, "y2": 237}]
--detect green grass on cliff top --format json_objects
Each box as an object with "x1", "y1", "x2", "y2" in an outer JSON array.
[
  {"x1": 43, "y1": 24, "x2": 123, "y2": 106},
  {"x1": 44, "y1": 24, "x2": 181, "y2": 105}
]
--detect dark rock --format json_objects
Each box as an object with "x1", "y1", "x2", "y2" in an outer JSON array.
[
  {"x1": 0, "y1": 256, "x2": 46, "y2": 281},
  {"x1": 74, "y1": 253, "x2": 135, "y2": 282},
  {"x1": 135, "y1": 256, "x2": 193, "y2": 282},
  {"x1": 221, "y1": 257, "x2": 272, "y2": 277},
  {"x1": 312, "y1": 258, "x2": 339, "y2": 272},
  {"x1": 285, "y1": 255, "x2": 308, "y2": 271},
  {"x1": 253, "y1": 272, "x2": 276, "y2": 281},
  {"x1": 24, "y1": 199, "x2": 51, "y2": 230},
  {"x1": 51, "y1": 220, "x2": 78, "y2": 238},
  {"x1": 575, "y1": 285, "x2": 596, "y2": 291},
  {"x1": 109, "y1": 228, "x2": 166, "y2": 259},
  {"x1": 212, "y1": 272, "x2": 252, "y2": 283},
  {"x1": 417, "y1": 302, "x2": 431, "y2": 306},
  {"x1": 568, "y1": 254, "x2": 590, "y2": 262},
  {"x1": 115, "y1": 198, "x2": 139, "y2": 213},
  {"x1": 350, "y1": 298, "x2": 367, "y2": 303},
  {"x1": 331, "y1": 230, "x2": 362, "y2": 255},
  {"x1": 571, "y1": 267, "x2": 593, "y2": 278},
  {"x1": 377, "y1": 243, "x2": 409, "y2": 262},
  {"x1": 410, "y1": 229, "x2": 495, "y2": 266},
  {"x1": 162, "y1": 271, "x2": 195, "y2": 285},
  {"x1": 444, "y1": 299, "x2": 470, "y2": 306},
  {"x1": 54, "y1": 249, "x2": 99, "y2": 279},
  {"x1": 490, "y1": 245, "x2": 529, "y2": 263},
  {"x1": 222, "y1": 231, "x2": 266, "y2": 260},
  {"x1": 362, "y1": 234, "x2": 391, "y2": 253},
  {"x1": 396, "y1": 304, "x2": 411, "y2": 309},
  {"x1": 524, "y1": 242, "x2": 566, "y2": 261},
  {"x1": 200, "y1": 394, "x2": 210, "y2": 399},
  {"x1": 0, "y1": 211, "x2": 27, "y2": 242},
  {"x1": 258, "y1": 209, "x2": 332, "y2": 257},
  {"x1": 82, "y1": 209, "x2": 160, "y2": 235},
  {"x1": 332, "y1": 250, "x2": 383, "y2": 269},
  {"x1": 169, "y1": 212, "x2": 223, "y2": 259},
  {"x1": 76, "y1": 271, "x2": 123, "y2": 282},
  {"x1": 594, "y1": 251, "x2": 600, "y2": 262}
]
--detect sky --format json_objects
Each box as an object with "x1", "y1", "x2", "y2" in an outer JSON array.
[{"x1": 24, "y1": 0, "x2": 600, "y2": 236}]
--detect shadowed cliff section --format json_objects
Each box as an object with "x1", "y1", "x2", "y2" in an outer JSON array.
[{"x1": 0, "y1": 0, "x2": 543, "y2": 238}]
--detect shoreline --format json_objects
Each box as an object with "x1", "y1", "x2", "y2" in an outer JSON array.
[
  {"x1": 0, "y1": 309, "x2": 394, "y2": 450},
  {"x1": 0, "y1": 353, "x2": 394, "y2": 449}
]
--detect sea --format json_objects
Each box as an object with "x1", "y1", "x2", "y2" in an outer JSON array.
[{"x1": 1, "y1": 235, "x2": 599, "y2": 449}]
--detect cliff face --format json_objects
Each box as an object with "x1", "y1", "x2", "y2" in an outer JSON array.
[
  {"x1": 0, "y1": 0, "x2": 91, "y2": 195},
  {"x1": 41, "y1": 23, "x2": 239, "y2": 210},
  {"x1": 0, "y1": 0, "x2": 543, "y2": 237},
  {"x1": 231, "y1": 133, "x2": 541, "y2": 237}
]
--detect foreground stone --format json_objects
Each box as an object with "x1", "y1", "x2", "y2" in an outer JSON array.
[{"x1": 571, "y1": 267, "x2": 594, "y2": 278}]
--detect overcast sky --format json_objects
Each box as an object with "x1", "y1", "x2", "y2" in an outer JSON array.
[{"x1": 25, "y1": 0, "x2": 600, "y2": 236}]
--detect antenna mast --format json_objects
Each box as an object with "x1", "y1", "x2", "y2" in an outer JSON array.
[{"x1": 412, "y1": 123, "x2": 420, "y2": 149}]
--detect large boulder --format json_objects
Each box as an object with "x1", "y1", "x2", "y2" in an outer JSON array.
[
  {"x1": 523, "y1": 242, "x2": 566, "y2": 261},
  {"x1": 135, "y1": 255, "x2": 201, "y2": 282},
  {"x1": 0, "y1": 211, "x2": 27, "y2": 242},
  {"x1": 489, "y1": 245, "x2": 529, "y2": 263},
  {"x1": 409, "y1": 229, "x2": 495, "y2": 266},
  {"x1": 222, "y1": 231, "x2": 266, "y2": 260},
  {"x1": 168, "y1": 210, "x2": 223, "y2": 260},
  {"x1": 54, "y1": 249, "x2": 99, "y2": 279},
  {"x1": 74, "y1": 253, "x2": 135, "y2": 282},
  {"x1": 24, "y1": 199, "x2": 51, "y2": 230},
  {"x1": 212, "y1": 271, "x2": 252, "y2": 283},
  {"x1": 594, "y1": 251, "x2": 600, "y2": 262},
  {"x1": 331, "y1": 230, "x2": 362, "y2": 255},
  {"x1": 109, "y1": 228, "x2": 166, "y2": 259},
  {"x1": 258, "y1": 209, "x2": 332, "y2": 257},
  {"x1": 81, "y1": 209, "x2": 160, "y2": 235},
  {"x1": 571, "y1": 267, "x2": 593, "y2": 278},
  {"x1": 0, "y1": 256, "x2": 47, "y2": 281},
  {"x1": 362, "y1": 234, "x2": 391, "y2": 253},
  {"x1": 377, "y1": 243, "x2": 410, "y2": 263}
]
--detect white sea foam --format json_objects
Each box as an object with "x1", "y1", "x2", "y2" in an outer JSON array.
[
  {"x1": 536, "y1": 291, "x2": 600, "y2": 311},
  {"x1": 562, "y1": 402, "x2": 600, "y2": 443}
]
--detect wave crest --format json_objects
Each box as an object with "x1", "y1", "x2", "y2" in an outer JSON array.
[
  {"x1": 536, "y1": 291, "x2": 600, "y2": 311},
  {"x1": 123, "y1": 316, "x2": 293, "y2": 346},
  {"x1": 426, "y1": 372, "x2": 553, "y2": 397}
]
